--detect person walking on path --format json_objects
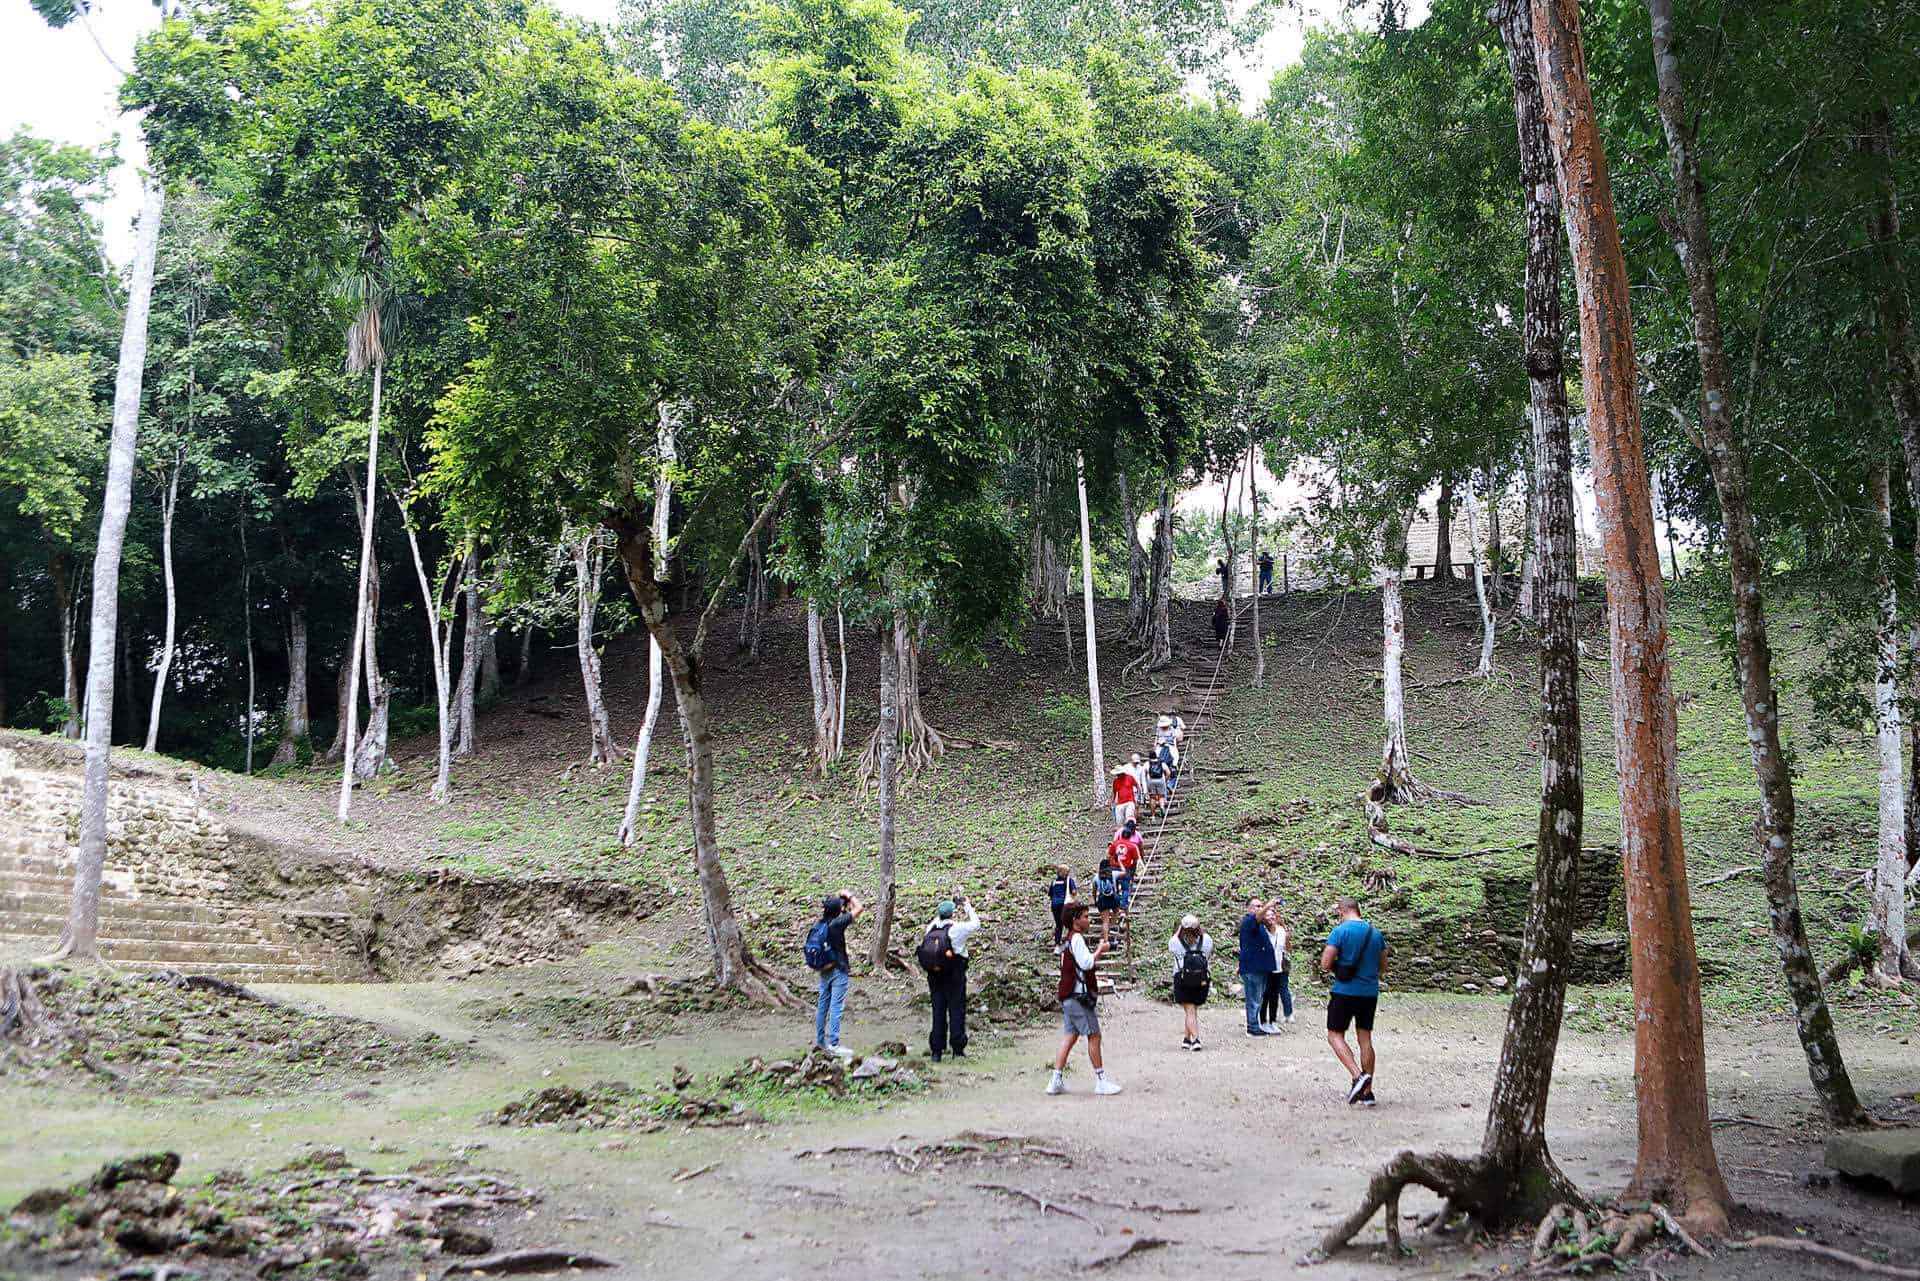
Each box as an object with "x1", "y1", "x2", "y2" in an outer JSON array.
[
  {"x1": 1048, "y1": 902, "x2": 1121, "y2": 1095},
  {"x1": 918, "y1": 895, "x2": 982, "y2": 1061},
  {"x1": 1258, "y1": 550, "x2": 1274, "y2": 594},
  {"x1": 1261, "y1": 901, "x2": 1293, "y2": 1028},
  {"x1": 1111, "y1": 764, "x2": 1138, "y2": 828},
  {"x1": 806, "y1": 891, "x2": 864, "y2": 1058},
  {"x1": 1237, "y1": 898, "x2": 1277, "y2": 1036},
  {"x1": 1169, "y1": 914, "x2": 1213, "y2": 1050},
  {"x1": 1319, "y1": 896, "x2": 1387, "y2": 1105},
  {"x1": 1046, "y1": 864, "x2": 1076, "y2": 949},
  {"x1": 1216, "y1": 557, "x2": 1231, "y2": 598},
  {"x1": 1213, "y1": 597, "x2": 1230, "y2": 646},
  {"x1": 1145, "y1": 752, "x2": 1170, "y2": 816}
]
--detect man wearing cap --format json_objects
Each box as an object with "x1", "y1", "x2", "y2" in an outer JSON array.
[{"x1": 921, "y1": 895, "x2": 982, "y2": 1061}]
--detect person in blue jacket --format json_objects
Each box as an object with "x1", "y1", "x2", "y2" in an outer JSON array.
[{"x1": 1237, "y1": 898, "x2": 1277, "y2": 1036}]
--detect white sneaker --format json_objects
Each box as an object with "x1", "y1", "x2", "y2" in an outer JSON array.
[
  {"x1": 828, "y1": 1045, "x2": 855, "y2": 1060},
  {"x1": 1283, "y1": 1014, "x2": 1295, "y2": 1025},
  {"x1": 1094, "y1": 1076, "x2": 1123, "y2": 1096},
  {"x1": 1261, "y1": 1022, "x2": 1280, "y2": 1034},
  {"x1": 1046, "y1": 1072, "x2": 1067, "y2": 1095}
]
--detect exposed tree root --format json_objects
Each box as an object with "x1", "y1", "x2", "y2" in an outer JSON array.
[
  {"x1": 1081, "y1": 1237, "x2": 1172, "y2": 1270},
  {"x1": 1726, "y1": 1236, "x2": 1920, "y2": 1279},
  {"x1": 1311, "y1": 1148, "x2": 1593, "y2": 1264},
  {"x1": 728, "y1": 958, "x2": 801, "y2": 1008},
  {"x1": 972, "y1": 1182, "x2": 1096, "y2": 1226},
  {"x1": 442, "y1": 1247, "x2": 619, "y2": 1276},
  {"x1": 0, "y1": 967, "x2": 48, "y2": 1039}
]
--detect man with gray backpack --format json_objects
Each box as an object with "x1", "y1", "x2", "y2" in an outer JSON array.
[{"x1": 918, "y1": 895, "x2": 982, "y2": 1061}]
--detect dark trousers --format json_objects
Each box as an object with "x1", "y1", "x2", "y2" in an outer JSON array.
[
  {"x1": 1050, "y1": 902, "x2": 1067, "y2": 944},
  {"x1": 1259, "y1": 566, "x2": 1273, "y2": 593},
  {"x1": 929, "y1": 958, "x2": 968, "y2": 1056},
  {"x1": 1261, "y1": 968, "x2": 1293, "y2": 1022}
]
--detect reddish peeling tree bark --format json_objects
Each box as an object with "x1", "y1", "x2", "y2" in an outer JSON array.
[
  {"x1": 1644, "y1": 0, "x2": 1868, "y2": 1123},
  {"x1": 1530, "y1": 0, "x2": 1730, "y2": 1232}
]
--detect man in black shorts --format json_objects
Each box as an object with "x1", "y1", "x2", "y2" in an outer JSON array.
[{"x1": 1319, "y1": 896, "x2": 1386, "y2": 1106}]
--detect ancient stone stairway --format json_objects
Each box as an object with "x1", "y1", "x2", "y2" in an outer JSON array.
[
  {"x1": 1099, "y1": 637, "x2": 1235, "y2": 988},
  {"x1": 0, "y1": 839, "x2": 346, "y2": 984}
]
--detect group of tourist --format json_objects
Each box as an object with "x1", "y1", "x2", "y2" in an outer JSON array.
[{"x1": 803, "y1": 694, "x2": 1389, "y2": 1110}]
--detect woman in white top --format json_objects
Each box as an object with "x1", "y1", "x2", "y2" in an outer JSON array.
[
  {"x1": 1168, "y1": 914, "x2": 1214, "y2": 1051},
  {"x1": 1261, "y1": 901, "x2": 1293, "y2": 1028}
]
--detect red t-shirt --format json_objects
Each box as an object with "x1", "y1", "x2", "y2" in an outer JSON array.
[
  {"x1": 1113, "y1": 772, "x2": 1138, "y2": 804},
  {"x1": 1108, "y1": 836, "x2": 1140, "y2": 870}
]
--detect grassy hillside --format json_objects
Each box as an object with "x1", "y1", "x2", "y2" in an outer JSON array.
[{"x1": 84, "y1": 576, "x2": 1912, "y2": 1033}]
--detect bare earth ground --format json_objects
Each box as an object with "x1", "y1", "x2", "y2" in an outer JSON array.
[{"x1": 9, "y1": 964, "x2": 1918, "y2": 1281}]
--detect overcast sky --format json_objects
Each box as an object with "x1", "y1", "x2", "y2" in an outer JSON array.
[{"x1": 2, "y1": 0, "x2": 1402, "y2": 265}]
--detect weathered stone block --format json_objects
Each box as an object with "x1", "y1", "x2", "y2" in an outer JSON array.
[{"x1": 1826, "y1": 1129, "x2": 1920, "y2": 1194}]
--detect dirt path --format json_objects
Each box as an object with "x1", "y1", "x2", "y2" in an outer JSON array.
[{"x1": 14, "y1": 979, "x2": 1908, "y2": 1281}]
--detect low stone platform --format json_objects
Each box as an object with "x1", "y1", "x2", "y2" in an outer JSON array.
[{"x1": 1826, "y1": 1129, "x2": 1920, "y2": 1196}]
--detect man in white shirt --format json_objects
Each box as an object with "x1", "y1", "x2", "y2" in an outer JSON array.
[{"x1": 920, "y1": 896, "x2": 982, "y2": 1061}]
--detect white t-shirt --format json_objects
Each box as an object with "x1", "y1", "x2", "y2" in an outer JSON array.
[
  {"x1": 927, "y1": 905, "x2": 983, "y2": 957},
  {"x1": 1068, "y1": 932, "x2": 1098, "y2": 977},
  {"x1": 1267, "y1": 923, "x2": 1288, "y2": 969}
]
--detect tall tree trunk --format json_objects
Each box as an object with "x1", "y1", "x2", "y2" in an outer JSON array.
[
  {"x1": 478, "y1": 600, "x2": 501, "y2": 701},
  {"x1": 575, "y1": 532, "x2": 615, "y2": 767},
  {"x1": 241, "y1": 522, "x2": 255, "y2": 774},
  {"x1": 869, "y1": 619, "x2": 900, "y2": 966},
  {"x1": 1376, "y1": 514, "x2": 1415, "y2": 799},
  {"x1": 1646, "y1": 0, "x2": 1869, "y2": 1122},
  {"x1": 860, "y1": 613, "x2": 942, "y2": 777},
  {"x1": 516, "y1": 625, "x2": 535, "y2": 689},
  {"x1": 1517, "y1": 439, "x2": 1540, "y2": 621},
  {"x1": 805, "y1": 603, "x2": 843, "y2": 776},
  {"x1": 1871, "y1": 466, "x2": 1914, "y2": 984},
  {"x1": 611, "y1": 521, "x2": 771, "y2": 998},
  {"x1": 1530, "y1": 0, "x2": 1730, "y2": 1231},
  {"x1": 456, "y1": 546, "x2": 480, "y2": 757},
  {"x1": 1121, "y1": 469, "x2": 1149, "y2": 641},
  {"x1": 1468, "y1": 495, "x2": 1495, "y2": 676},
  {"x1": 323, "y1": 654, "x2": 351, "y2": 763},
  {"x1": 336, "y1": 358, "x2": 383, "y2": 821},
  {"x1": 621, "y1": 422, "x2": 676, "y2": 845},
  {"x1": 143, "y1": 453, "x2": 182, "y2": 752},
  {"x1": 272, "y1": 593, "x2": 309, "y2": 766},
  {"x1": 0, "y1": 556, "x2": 10, "y2": 728},
  {"x1": 1076, "y1": 452, "x2": 1106, "y2": 809},
  {"x1": 49, "y1": 549, "x2": 80, "y2": 738},
  {"x1": 1128, "y1": 483, "x2": 1175, "y2": 676},
  {"x1": 56, "y1": 176, "x2": 163, "y2": 961},
  {"x1": 1488, "y1": 475, "x2": 1505, "y2": 606},
  {"x1": 1433, "y1": 479, "x2": 1455, "y2": 580},
  {"x1": 1249, "y1": 444, "x2": 1265, "y2": 687}
]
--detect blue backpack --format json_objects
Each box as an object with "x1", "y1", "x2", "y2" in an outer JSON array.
[{"x1": 803, "y1": 920, "x2": 837, "y2": 971}]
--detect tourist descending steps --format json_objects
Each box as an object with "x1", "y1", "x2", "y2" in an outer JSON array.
[
  {"x1": 1238, "y1": 898, "x2": 1277, "y2": 1036},
  {"x1": 1262, "y1": 901, "x2": 1295, "y2": 1027},
  {"x1": 1046, "y1": 864, "x2": 1076, "y2": 950},
  {"x1": 804, "y1": 891, "x2": 864, "y2": 1059},
  {"x1": 1048, "y1": 902, "x2": 1120, "y2": 1096},
  {"x1": 1169, "y1": 914, "x2": 1213, "y2": 1051},
  {"x1": 918, "y1": 895, "x2": 981, "y2": 1063},
  {"x1": 1320, "y1": 897, "x2": 1387, "y2": 1106}
]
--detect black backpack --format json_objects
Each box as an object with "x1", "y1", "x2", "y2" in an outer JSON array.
[
  {"x1": 917, "y1": 923, "x2": 955, "y2": 974},
  {"x1": 1178, "y1": 940, "x2": 1210, "y2": 985},
  {"x1": 1333, "y1": 925, "x2": 1381, "y2": 983}
]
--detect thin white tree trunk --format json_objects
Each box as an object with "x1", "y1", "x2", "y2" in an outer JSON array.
[
  {"x1": 869, "y1": 621, "x2": 900, "y2": 965},
  {"x1": 620, "y1": 414, "x2": 675, "y2": 843},
  {"x1": 1076, "y1": 452, "x2": 1105, "y2": 809},
  {"x1": 1872, "y1": 465, "x2": 1911, "y2": 982},
  {"x1": 242, "y1": 526, "x2": 255, "y2": 774},
  {"x1": 351, "y1": 547, "x2": 391, "y2": 781},
  {"x1": 836, "y1": 605, "x2": 847, "y2": 739},
  {"x1": 1249, "y1": 443, "x2": 1264, "y2": 687},
  {"x1": 1469, "y1": 492, "x2": 1496, "y2": 676},
  {"x1": 337, "y1": 359, "x2": 383, "y2": 822},
  {"x1": 455, "y1": 545, "x2": 480, "y2": 756},
  {"x1": 400, "y1": 499, "x2": 461, "y2": 804},
  {"x1": 57, "y1": 176, "x2": 163, "y2": 960},
  {"x1": 576, "y1": 532, "x2": 614, "y2": 766},
  {"x1": 804, "y1": 603, "x2": 843, "y2": 775},
  {"x1": 273, "y1": 599, "x2": 309, "y2": 766},
  {"x1": 1378, "y1": 515, "x2": 1414, "y2": 797},
  {"x1": 143, "y1": 452, "x2": 182, "y2": 752}
]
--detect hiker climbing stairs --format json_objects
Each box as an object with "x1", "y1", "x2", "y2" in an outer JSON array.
[{"x1": 1099, "y1": 638, "x2": 1235, "y2": 989}]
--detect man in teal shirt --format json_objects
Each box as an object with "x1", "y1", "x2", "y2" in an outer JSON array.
[{"x1": 1319, "y1": 896, "x2": 1386, "y2": 1106}]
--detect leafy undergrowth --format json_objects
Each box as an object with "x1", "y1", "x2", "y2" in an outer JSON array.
[
  {"x1": 0, "y1": 966, "x2": 457, "y2": 1095},
  {"x1": 0, "y1": 1148, "x2": 544, "y2": 1280},
  {"x1": 490, "y1": 1046, "x2": 930, "y2": 1132}
]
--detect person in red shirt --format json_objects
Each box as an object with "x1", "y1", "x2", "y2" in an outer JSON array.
[
  {"x1": 1110, "y1": 765, "x2": 1138, "y2": 828},
  {"x1": 1108, "y1": 821, "x2": 1142, "y2": 908}
]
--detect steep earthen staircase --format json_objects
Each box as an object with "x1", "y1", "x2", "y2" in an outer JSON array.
[{"x1": 1100, "y1": 631, "x2": 1235, "y2": 986}]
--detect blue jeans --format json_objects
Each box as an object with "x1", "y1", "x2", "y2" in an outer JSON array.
[
  {"x1": 1119, "y1": 871, "x2": 1135, "y2": 908},
  {"x1": 1241, "y1": 970, "x2": 1268, "y2": 1032},
  {"x1": 815, "y1": 968, "x2": 849, "y2": 1047}
]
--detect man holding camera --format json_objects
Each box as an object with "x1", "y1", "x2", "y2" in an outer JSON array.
[
  {"x1": 810, "y1": 890, "x2": 864, "y2": 1058},
  {"x1": 917, "y1": 893, "x2": 982, "y2": 1061}
]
